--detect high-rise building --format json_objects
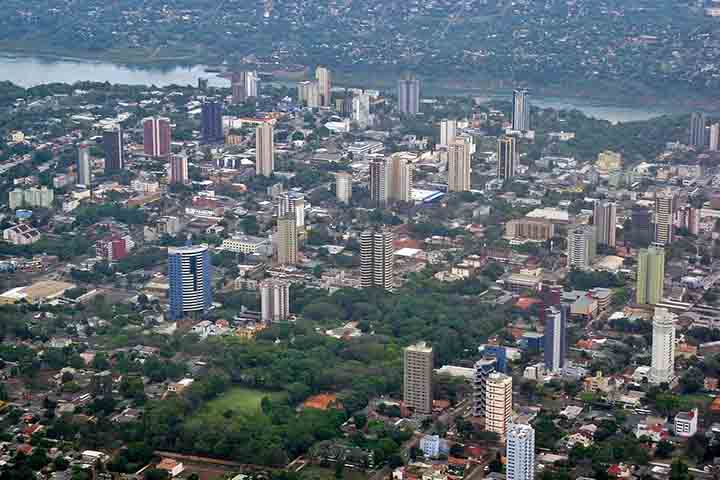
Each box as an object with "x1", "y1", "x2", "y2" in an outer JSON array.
[
  {"x1": 684, "y1": 206, "x2": 700, "y2": 236},
  {"x1": 352, "y1": 93, "x2": 371, "y2": 129},
  {"x1": 631, "y1": 207, "x2": 653, "y2": 247},
  {"x1": 636, "y1": 246, "x2": 665, "y2": 305},
  {"x1": 298, "y1": 81, "x2": 321, "y2": 108},
  {"x1": 360, "y1": 228, "x2": 394, "y2": 291},
  {"x1": 256, "y1": 123, "x2": 274, "y2": 177},
  {"x1": 277, "y1": 192, "x2": 306, "y2": 229},
  {"x1": 231, "y1": 71, "x2": 249, "y2": 104},
  {"x1": 315, "y1": 66, "x2": 331, "y2": 107},
  {"x1": 168, "y1": 243, "x2": 212, "y2": 320},
  {"x1": 440, "y1": 119, "x2": 457, "y2": 147},
  {"x1": 276, "y1": 215, "x2": 298, "y2": 266},
  {"x1": 336, "y1": 172, "x2": 352, "y2": 204},
  {"x1": 260, "y1": 278, "x2": 290, "y2": 323},
  {"x1": 710, "y1": 123, "x2": 720, "y2": 152},
  {"x1": 567, "y1": 225, "x2": 596, "y2": 269},
  {"x1": 369, "y1": 158, "x2": 389, "y2": 207},
  {"x1": 689, "y1": 112, "x2": 707, "y2": 150},
  {"x1": 448, "y1": 137, "x2": 472, "y2": 192},
  {"x1": 594, "y1": 200, "x2": 617, "y2": 248},
  {"x1": 169, "y1": 153, "x2": 189, "y2": 185},
  {"x1": 245, "y1": 71, "x2": 258, "y2": 98},
  {"x1": 506, "y1": 424, "x2": 535, "y2": 480},
  {"x1": 544, "y1": 306, "x2": 567, "y2": 372},
  {"x1": 77, "y1": 142, "x2": 92, "y2": 186},
  {"x1": 143, "y1": 116, "x2": 171, "y2": 158},
  {"x1": 472, "y1": 358, "x2": 497, "y2": 417},
  {"x1": 11, "y1": 186, "x2": 55, "y2": 209},
  {"x1": 103, "y1": 125, "x2": 124, "y2": 172},
  {"x1": 398, "y1": 75, "x2": 420, "y2": 115},
  {"x1": 497, "y1": 136, "x2": 518, "y2": 181},
  {"x1": 201, "y1": 101, "x2": 224, "y2": 144},
  {"x1": 654, "y1": 190, "x2": 675, "y2": 245},
  {"x1": 512, "y1": 89, "x2": 530, "y2": 132},
  {"x1": 650, "y1": 307, "x2": 676, "y2": 384},
  {"x1": 388, "y1": 153, "x2": 413, "y2": 203},
  {"x1": 403, "y1": 342, "x2": 433, "y2": 414},
  {"x1": 485, "y1": 372, "x2": 512, "y2": 437}
]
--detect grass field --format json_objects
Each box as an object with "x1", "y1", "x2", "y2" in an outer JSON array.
[{"x1": 193, "y1": 387, "x2": 286, "y2": 420}]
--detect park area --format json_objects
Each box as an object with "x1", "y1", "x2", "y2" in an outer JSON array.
[{"x1": 193, "y1": 387, "x2": 286, "y2": 419}]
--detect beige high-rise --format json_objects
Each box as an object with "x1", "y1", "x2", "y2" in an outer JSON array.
[
  {"x1": 256, "y1": 123, "x2": 274, "y2": 177},
  {"x1": 485, "y1": 372, "x2": 512, "y2": 437},
  {"x1": 448, "y1": 137, "x2": 471, "y2": 192},
  {"x1": 370, "y1": 158, "x2": 389, "y2": 207},
  {"x1": 404, "y1": 342, "x2": 433, "y2": 414},
  {"x1": 654, "y1": 190, "x2": 675, "y2": 246},
  {"x1": 276, "y1": 215, "x2": 298, "y2": 266},
  {"x1": 336, "y1": 172, "x2": 352, "y2": 204},
  {"x1": 315, "y1": 66, "x2": 331, "y2": 107},
  {"x1": 298, "y1": 81, "x2": 321, "y2": 108},
  {"x1": 388, "y1": 153, "x2": 413, "y2": 203}
]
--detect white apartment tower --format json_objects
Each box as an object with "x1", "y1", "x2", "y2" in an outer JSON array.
[
  {"x1": 650, "y1": 307, "x2": 676, "y2": 385},
  {"x1": 389, "y1": 153, "x2": 413, "y2": 203},
  {"x1": 654, "y1": 190, "x2": 675, "y2": 246},
  {"x1": 440, "y1": 119, "x2": 457, "y2": 147},
  {"x1": 360, "y1": 228, "x2": 394, "y2": 291},
  {"x1": 260, "y1": 279, "x2": 290, "y2": 323},
  {"x1": 567, "y1": 225, "x2": 596, "y2": 270},
  {"x1": 336, "y1": 172, "x2": 352, "y2": 204},
  {"x1": 506, "y1": 424, "x2": 535, "y2": 480}
]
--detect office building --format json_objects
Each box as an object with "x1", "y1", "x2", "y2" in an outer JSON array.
[
  {"x1": 336, "y1": 172, "x2": 352, "y2": 204},
  {"x1": 360, "y1": 228, "x2": 394, "y2": 291},
  {"x1": 168, "y1": 243, "x2": 212, "y2": 320},
  {"x1": 231, "y1": 71, "x2": 257, "y2": 104},
  {"x1": 143, "y1": 116, "x2": 171, "y2": 158},
  {"x1": 388, "y1": 153, "x2": 413, "y2": 203},
  {"x1": 631, "y1": 207, "x2": 653, "y2": 247},
  {"x1": 636, "y1": 246, "x2": 665, "y2": 305},
  {"x1": 710, "y1": 123, "x2": 720, "y2": 152},
  {"x1": 315, "y1": 66, "x2": 331, "y2": 107},
  {"x1": 472, "y1": 358, "x2": 497, "y2": 417},
  {"x1": 506, "y1": 424, "x2": 535, "y2": 480},
  {"x1": 448, "y1": 137, "x2": 472, "y2": 192},
  {"x1": 650, "y1": 307, "x2": 676, "y2": 384},
  {"x1": 567, "y1": 225, "x2": 596, "y2": 269},
  {"x1": 512, "y1": 89, "x2": 530, "y2": 132},
  {"x1": 497, "y1": 136, "x2": 518, "y2": 181},
  {"x1": 276, "y1": 215, "x2": 298, "y2": 266},
  {"x1": 544, "y1": 306, "x2": 567, "y2": 372},
  {"x1": 352, "y1": 93, "x2": 371, "y2": 129},
  {"x1": 404, "y1": 342, "x2": 433, "y2": 414},
  {"x1": 277, "y1": 192, "x2": 306, "y2": 229},
  {"x1": 398, "y1": 74, "x2": 420, "y2": 115},
  {"x1": 260, "y1": 279, "x2": 290, "y2": 323},
  {"x1": 169, "y1": 153, "x2": 189, "y2": 185},
  {"x1": 689, "y1": 112, "x2": 706, "y2": 150},
  {"x1": 485, "y1": 372, "x2": 512, "y2": 437},
  {"x1": 654, "y1": 190, "x2": 675, "y2": 245},
  {"x1": 255, "y1": 123, "x2": 274, "y2": 177},
  {"x1": 298, "y1": 81, "x2": 321, "y2": 108},
  {"x1": 201, "y1": 101, "x2": 224, "y2": 143},
  {"x1": 103, "y1": 125, "x2": 124, "y2": 172},
  {"x1": 593, "y1": 200, "x2": 617, "y2": 248},
  {"x1": 77, "y1": 142, "x2": 92, "y2": 186},
  {"x1": 440, "y1": 119, "x2": 457, "y2": 146},
  {"x1": 369, "y1": 158, "x2": 389, "y2": 207}
]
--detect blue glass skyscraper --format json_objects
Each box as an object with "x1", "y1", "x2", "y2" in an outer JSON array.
[{"x1": 168, "y1": 243, "x2": 213, "y2": 320}]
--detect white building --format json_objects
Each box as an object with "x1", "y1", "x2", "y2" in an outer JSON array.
[
  {"x1": 440, "y1": 119, "x2": 457, "y2": 147},
  {"x1": 567, "y1": 225, "x2": 596, "y2": 270},
  {"x1": 352, "y1": 93, "x2": 371, "y2": 130},
  {"x1": 220, "y1": 235, "x2": 271, "y2": 255},
  {"x1": 506, "y1": 424, "x2": 535, "y2": 480},
  {"x1": 650, "y1": 307, "x2": 676, "y2": 384},
  {"x1": 674, "y1": 408, "x2": 698, "y2": 437},
  {"x1": 336, "y1": 172, "x2": 352, "y2": 204},
  {"x1": 419, "y1": 435, "x2": 448, "y2": 458},
  {"x1": 260, "y1": 279, "x2": 291, "y2": 323}
]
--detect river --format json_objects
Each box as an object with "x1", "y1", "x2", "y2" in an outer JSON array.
[{"x1": 0, "y1": 54, "x2": 684, "y2": 123}]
